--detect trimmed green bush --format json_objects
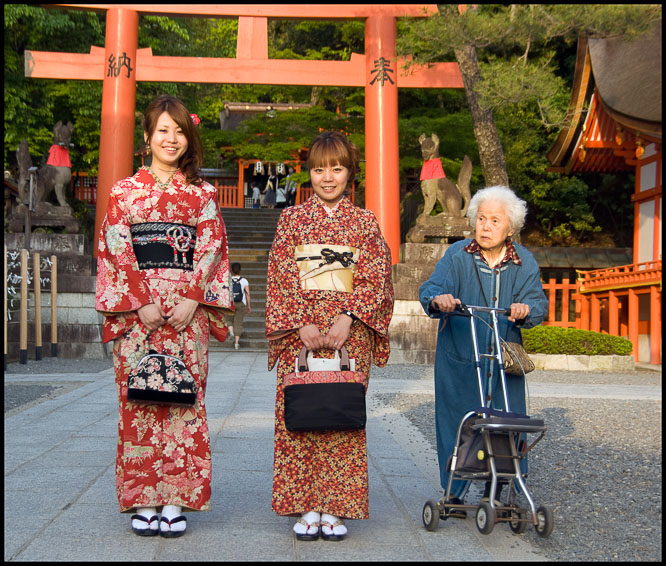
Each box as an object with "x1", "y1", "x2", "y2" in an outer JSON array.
[{"x1": 522, "y1": 326, "x2": 633, "y2": 356}]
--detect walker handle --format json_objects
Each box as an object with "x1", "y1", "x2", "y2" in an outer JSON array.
[
  {"x1": 451, "y1": 303, "x2": 470, "y2": 316},
  {"x1": 454, "y1": 303, "x2": 513, "y2": 317}
]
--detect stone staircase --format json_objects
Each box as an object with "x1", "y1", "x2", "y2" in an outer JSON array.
[
  {"x1": 210, "y1": 208, "x2": 282, "y2": 352},
  {"x1": 210, "y1": 209, "x2": 446, "y2": 363}
]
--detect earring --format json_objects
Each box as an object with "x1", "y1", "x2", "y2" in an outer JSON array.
[{"x1": 145, "y1": 144, "x2": 151, "y2": 155}]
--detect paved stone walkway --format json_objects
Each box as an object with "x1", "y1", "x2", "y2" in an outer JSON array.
[{"x1": 4, "y1": 352, "x2": 660, "y2": 561}]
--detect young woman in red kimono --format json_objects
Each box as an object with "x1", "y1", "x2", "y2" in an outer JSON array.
[
  {"x1": 265, "y1": 131, "x2": 394, "y2": 541},
  {"x1": 95, "y1": 95, "x2": 232, "y2": 538}
]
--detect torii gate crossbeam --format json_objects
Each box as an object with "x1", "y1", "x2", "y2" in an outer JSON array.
[{"x1": 25, "y1": 4, "x2": 464, "y2": 263}]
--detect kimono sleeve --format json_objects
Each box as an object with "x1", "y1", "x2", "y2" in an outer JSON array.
[
  {"x1": 346, "y1": 211, "x2": 394, "y2": 338},
  {"x1": 95, "y1": 183, "x2": 153, "y2": 314},
  {"x1": 265, "y1": 209, "x2": 314, "y2": 337},
  {"x1": 185, "y1": 192, "x2": 232, "y2": 310}
]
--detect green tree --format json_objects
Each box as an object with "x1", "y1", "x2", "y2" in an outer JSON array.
[
  {"x1": 4, "y1": 5, "x2": 105, "y2": 172},
  {"x1": 397, "y1": 4, "x2": 660, "y2": 244}
]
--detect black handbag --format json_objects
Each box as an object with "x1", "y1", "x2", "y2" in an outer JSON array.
[
  {"x1": 283, "y1": 346, "x2": 366, "y2": 432},
  {"x1": 127, "y1": 333, "x2": 197, "y2": 406}
]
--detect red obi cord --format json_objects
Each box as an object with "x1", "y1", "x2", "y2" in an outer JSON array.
[
  {"x1": 420, "y1": 158, "x2": 446, "y2": 180},
  {"x1": 46, "y1": 145, "x2": 71, "y2": 168}
]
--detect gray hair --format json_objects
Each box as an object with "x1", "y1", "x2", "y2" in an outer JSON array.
[{"x1": 466, "y1": 185, "x2": 527, "y2": 233}]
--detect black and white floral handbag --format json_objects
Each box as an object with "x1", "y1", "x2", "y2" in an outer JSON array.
[{"x1": 127, "y1": 333, "x2": 197, "y2": 406}]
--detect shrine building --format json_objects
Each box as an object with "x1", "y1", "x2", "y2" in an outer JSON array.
[{"x1": 547, "y1": 23, "x2": 662, "y2": 365}]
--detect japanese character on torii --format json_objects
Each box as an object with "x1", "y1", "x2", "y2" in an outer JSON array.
[{"x1": 24, "y1": 4, "x2": 465, "y2": 262}]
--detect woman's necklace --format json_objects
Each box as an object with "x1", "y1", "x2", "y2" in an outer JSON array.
[{"x1": 146, "y1": 166, "x2": 177, "y2": 190}]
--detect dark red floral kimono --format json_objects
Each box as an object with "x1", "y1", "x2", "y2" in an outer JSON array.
[
  {"x1": 266, "y1": 195, "x2": 394, "y2": 520},
  {"x1": 95, "y1": 168, "x2": 232, "y2": 512}
]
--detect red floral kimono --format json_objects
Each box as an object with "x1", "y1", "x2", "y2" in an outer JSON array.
[
  {"x1": 266, "y1": 195, "x2": 394, "y2": 520},
  {"x1": 95, "y1": 168, "x2": 232, "y2": 513}
]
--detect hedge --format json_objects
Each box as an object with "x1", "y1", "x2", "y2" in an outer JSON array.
[{"x1": 522, "y1": 326, "x2": 633, "y2": 356}]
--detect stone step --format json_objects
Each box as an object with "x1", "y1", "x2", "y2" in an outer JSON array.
[
  {"x1": 226, "y1": 232, "x2": 277, "y2": 242},
  {"x1": 227, "y1": 240, "x2": 275, "y2": 249},
  {"x1": 228, "y1": 250, "x2": 270, "y2": 262}
]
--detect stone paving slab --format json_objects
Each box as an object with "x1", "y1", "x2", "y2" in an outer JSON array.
[{"x1": 5, "y1": 351, "x2": 558, "y2": 562}]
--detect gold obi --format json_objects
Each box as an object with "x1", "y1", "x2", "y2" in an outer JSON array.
[{"x1": 294, "y1": 244, "x2": 359, "y2": 292}]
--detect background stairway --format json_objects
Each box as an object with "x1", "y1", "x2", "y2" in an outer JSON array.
[
  {"x1": 210, "y1": 208, "x2": 282, "y2": 352},
  {"x1": 210, "y1": 208, "x2": 437, "y2": 364}
]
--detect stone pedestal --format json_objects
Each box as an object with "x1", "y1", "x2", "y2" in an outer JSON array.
[
  {"x1": 389, "y1": 242, "x2": 454, "y2": 365},
  {"x1": 8, "y1": 202, "x2": 80, "y2": 234},
  {"x1": 406, "y1": 214, "x2": 472, "y2": 243}
]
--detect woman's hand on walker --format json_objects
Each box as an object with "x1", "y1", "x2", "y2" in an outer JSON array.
[
  {"x1": 138, "y1": 302, "x2": 167, "y2": 332},
  {"x1": 166, "y1": 298, "x2": 199, "y2": 332},
  {"x1": 430, "y1": 294, "x2": 460, "y2": 312},
  {"x1": 507, "y1": 302, "x2": 530, "y2": 323}
]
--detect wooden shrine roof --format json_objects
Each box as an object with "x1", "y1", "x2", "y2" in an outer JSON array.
[{"x1": 547, "y1": 22, "x2": 662, "y2": 174}]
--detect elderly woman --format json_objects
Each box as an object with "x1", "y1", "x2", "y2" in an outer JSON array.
[{"x1": 419, "y1": 185, "x2": 547, "y2": 515}]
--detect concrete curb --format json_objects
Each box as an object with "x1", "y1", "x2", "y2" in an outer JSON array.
[{"x1": 530, "y1": 353, "x2": 635, "y2": 371}]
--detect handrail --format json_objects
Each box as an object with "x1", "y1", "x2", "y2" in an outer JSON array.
[{"x1": 577, "y1": 260, "x2": 662, "y2": 292}]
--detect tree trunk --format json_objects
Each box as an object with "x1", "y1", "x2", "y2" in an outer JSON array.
[{"x1": 454, "y1": 44, "x2": 509, "y2": 187}]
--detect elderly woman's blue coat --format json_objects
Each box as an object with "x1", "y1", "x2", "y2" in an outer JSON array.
[{"x1": 419, "y1": 238, "x2": 548, "y2": 498}]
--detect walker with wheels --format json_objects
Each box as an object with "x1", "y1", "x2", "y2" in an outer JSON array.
[{"x1": 422, "y1": 303, "x2": 553, "y2": 537}]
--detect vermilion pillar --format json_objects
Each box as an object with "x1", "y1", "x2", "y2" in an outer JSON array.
[
  {"x1": 608, "y1": 290, "x2": 619, "y2": 336},
  {"x1": 649, "y1": 286, "x2": 661, "y2": 364},
  {"x1": 590, "y1": 295, "x2": 601, "y2": 333},
  {"x1": 627, "y1": 288, "x2": 639, "y2": 362},
  {"x1": 94, "y1": 8, "x2": 139, "y2": 256},
  {"x1": 365, "y1": 15, "x2": 400, "y2": 264}
]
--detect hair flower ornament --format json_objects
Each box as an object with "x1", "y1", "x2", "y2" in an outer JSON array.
[{"x1": 190, "y1": 113, "x2": 200, "y2": 127}]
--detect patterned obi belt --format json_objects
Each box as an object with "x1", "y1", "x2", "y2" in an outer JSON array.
[
  {"x1": 294, "y1": 244, "x2": 359, "y2": 292},
  {"x1": 131, "y1": 222, "x2": 196, "y2": 270}
]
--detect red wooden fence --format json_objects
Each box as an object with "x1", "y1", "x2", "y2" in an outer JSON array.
[{"x1": 540, "y1": 277, "x2": 580, "y2": 328}]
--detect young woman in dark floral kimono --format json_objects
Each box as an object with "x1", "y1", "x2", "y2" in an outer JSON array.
[
  {"x1": 95, "y1": 95, "x2": 232, "y2": 537},
  {"x1": 265, "y1": 131, "x2": 394, "y2": 541}
]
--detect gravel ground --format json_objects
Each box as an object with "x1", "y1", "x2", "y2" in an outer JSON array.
[
  {"x1": 4, "y1": 357, "x2": 113, "y2": 415},
  {"x1": 371, "y1": 365, "x2": 662, "y2": 562}
]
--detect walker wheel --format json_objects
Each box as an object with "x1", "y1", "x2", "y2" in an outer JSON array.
[
  {"x1": 422, "y1": 500, "x2": 440, "y2": 531},
  {"x1": 509, "y1": 509, "x2": 528, "y2": 534},
  {"x1": 475, "y1": 501, "x2": 495, "y2": 535},
  {"x1": 534, "y1": 505, "x2": 554, "y2": 538}
]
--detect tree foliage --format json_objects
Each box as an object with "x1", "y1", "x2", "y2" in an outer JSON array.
[
  {"x1": 5, "y1": 5, "x2": 659, "y2": 247},
  {"x1": 396, "y1": 4, "x2": 661, "y2": 245}
]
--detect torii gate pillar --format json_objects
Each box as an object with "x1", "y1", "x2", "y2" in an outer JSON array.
[
  {"x1": 94, "y1": 8, "x2": 138, "y2": 249},
  {"x1": 365, "y1": 15, "x2": 400, "y2": 263},
  {"x1": 25, "y1": 6, "x2": 461, "y2": 261}
]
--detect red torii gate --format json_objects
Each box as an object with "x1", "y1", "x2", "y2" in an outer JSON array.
[{"x1": 25, "y1": 4, "x2": 464, "y2": 262}]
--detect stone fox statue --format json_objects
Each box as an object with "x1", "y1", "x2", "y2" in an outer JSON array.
[
  {"x1": 17, "y1": 121, "x2": 73, "y2": 208},
  {"x1": 418, "y1": 133, "x2": 472, "y2": 218}
]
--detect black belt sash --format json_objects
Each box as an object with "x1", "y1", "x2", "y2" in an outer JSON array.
[{"x1": 131, "y1": 222, "x2": 196, "y2": 270}]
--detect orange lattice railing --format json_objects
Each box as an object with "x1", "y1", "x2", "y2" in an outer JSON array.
[
  {"x1": 215, "y1": 182, "x2": 240, "y2": 207},
  {"x1": 541, "y1": 277, "x2": 580, "y2": 328},
  {"x1": 577, "y1": 260, "x2": 662, "y2": 293}
]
